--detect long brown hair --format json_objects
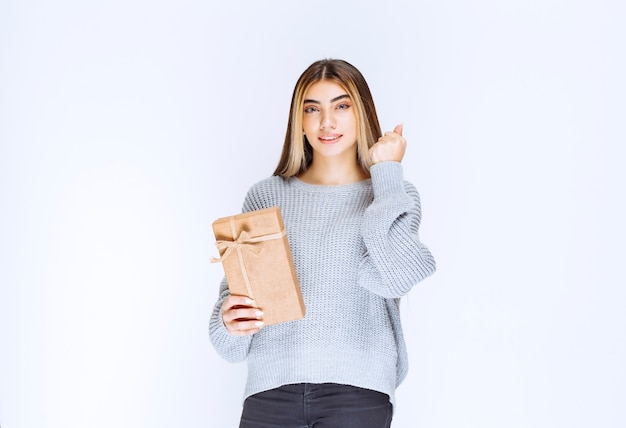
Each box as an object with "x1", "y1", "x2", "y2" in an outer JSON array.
[{"x1": 273, "y1": 59, "x2": 383, "y2": 177}]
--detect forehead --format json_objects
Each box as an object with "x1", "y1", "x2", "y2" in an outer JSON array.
[{"x1": 303, "y1": 80, "x2": 349, "y2": 101}]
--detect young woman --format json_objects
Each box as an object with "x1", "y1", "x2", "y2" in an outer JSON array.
[{"x1": 209, "y1": 59, "x2": 436, "y2": 428}]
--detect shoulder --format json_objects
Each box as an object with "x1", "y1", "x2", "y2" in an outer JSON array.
[
  {"x1": 247, "y1": 175, "x2": 289, "y2": 200},
  {"x1": 243, "y1": 175, "x2": 290, "y2": 212}
]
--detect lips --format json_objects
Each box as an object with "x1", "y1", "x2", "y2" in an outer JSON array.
[{"x1": 318, "y1": 134, "x2": 342, "y2": 144}]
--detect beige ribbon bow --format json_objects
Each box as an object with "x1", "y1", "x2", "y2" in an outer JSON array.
[{"x1": 211, "y1": 217, "x2": 286, "y2": 300}]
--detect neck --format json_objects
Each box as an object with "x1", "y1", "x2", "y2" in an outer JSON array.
[{"x1": 298, "y1": 157, "x2": 368, "y2": 186}]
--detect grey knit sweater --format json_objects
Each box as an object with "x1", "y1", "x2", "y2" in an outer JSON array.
[{"x1": 209, "y1": 161, "x2": 436, "y2": 408}]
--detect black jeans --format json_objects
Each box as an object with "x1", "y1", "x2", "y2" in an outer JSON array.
[{"x1": 239, "y1": 383, "x2": 393, "y2": 428}]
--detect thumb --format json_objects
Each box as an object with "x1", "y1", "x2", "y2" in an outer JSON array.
[{"x1": 393, "y1": 123, "x2": 403, "y2": 136}]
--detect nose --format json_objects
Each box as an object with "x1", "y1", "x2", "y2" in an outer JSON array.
[{"x1": 320, "y1": 111, "x2": 336, "y2": 130}]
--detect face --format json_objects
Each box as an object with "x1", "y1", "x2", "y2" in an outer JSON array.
[{"x1": 302, "y1": 80, "x2": 358, "y2": 162}]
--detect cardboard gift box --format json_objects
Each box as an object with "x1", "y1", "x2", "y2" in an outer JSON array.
[{"x1": 211, "y1": 206, "x2": 305, "y2": 326}]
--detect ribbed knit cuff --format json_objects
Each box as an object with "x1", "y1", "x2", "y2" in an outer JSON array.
[{"x1": 370, "y1": 161, "x2": 405, "y2": 199}]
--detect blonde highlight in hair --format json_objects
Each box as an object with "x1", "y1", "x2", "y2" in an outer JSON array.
[{"x1": 273, "y1": 59, "x2": 382, "y2": 178}]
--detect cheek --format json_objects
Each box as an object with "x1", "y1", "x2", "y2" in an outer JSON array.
[
  {"x1": 342, "y1": 114, "x2": 357, "y2": 132},
  {"x1": 302, "y1": 117, "x2": 315, "y2": 133}
]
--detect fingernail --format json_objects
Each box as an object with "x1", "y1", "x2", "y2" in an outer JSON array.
[
  {"x1": 245, "y1": 298, "x2": 255, "y2": 305},
  {"x1": 254, "y1": 321, "x2": 264, "y2": 327},
  {"x1": 255, "y1": 310, "x2": 264, "y2": 317}
]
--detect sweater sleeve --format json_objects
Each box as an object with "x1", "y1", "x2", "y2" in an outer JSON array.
[
  {"x1": 359, "y1": 161, "x2": 436, "y2": 298},
  {"x1": 208, "y1": 277, "x2": 253, "y2": 363}
]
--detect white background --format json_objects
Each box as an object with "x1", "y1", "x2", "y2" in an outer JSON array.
[{"x1": 1, "y1": 1, "x2": 625, "y2": 427}]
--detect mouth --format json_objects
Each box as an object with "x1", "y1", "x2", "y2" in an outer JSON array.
[{"x1": 318, "y1": 134, "x2": 342, "y2": 144}]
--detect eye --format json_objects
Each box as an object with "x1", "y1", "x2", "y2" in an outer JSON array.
[
  {"x1": 303, "y1": 105, "x2": 319, "y2": 114},
  {"x1": 336, "y1": 103, "x2": 351, "y2": 110}
]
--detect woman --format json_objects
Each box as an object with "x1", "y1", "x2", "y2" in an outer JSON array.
[{"x1": 210, "y1": 58, "x2": 436, "y2": 427}]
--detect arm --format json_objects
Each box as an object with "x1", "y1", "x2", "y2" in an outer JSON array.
[
  {"x1": 208, "y1": 278, "x2": 255, "y2": 362},
  {"x1": 359, "y1": 161, "x2": 436, "y2": 298},
  {"x1": 209, "y1": 187, "x2": 269, "y2": 362}
]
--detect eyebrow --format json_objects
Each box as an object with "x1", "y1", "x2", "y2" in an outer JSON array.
[{"x1": 303, "y1": 94, "x2": 350, "y2": 104}]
